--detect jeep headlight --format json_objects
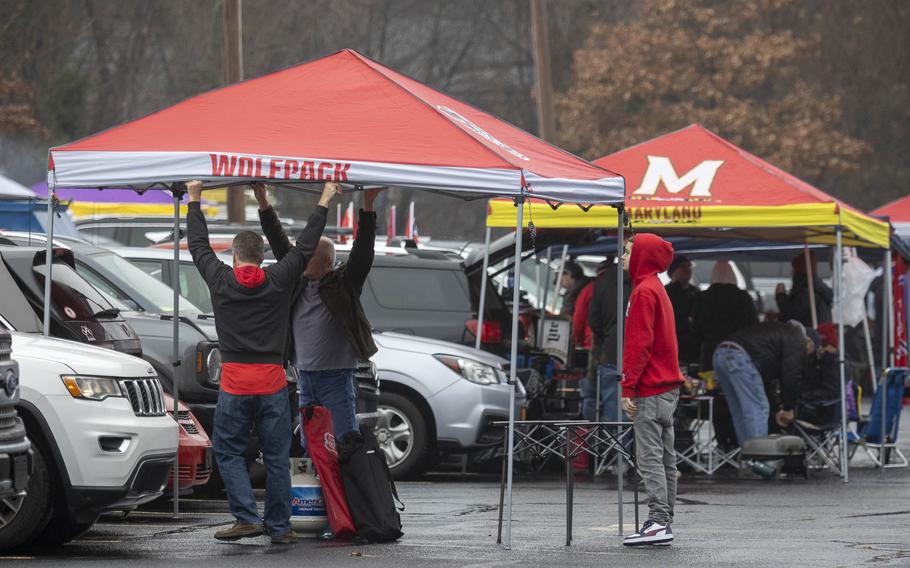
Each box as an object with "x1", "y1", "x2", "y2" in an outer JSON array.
[
  {"x1": 207, "y1": 348, "x2": 222, "y2": 385},
  {"x1": 61, "y1": 375, "x2": 124, "y2": 401},
  {"x1": 434, "y1": 355, "x2": 504, "y2": 385}
]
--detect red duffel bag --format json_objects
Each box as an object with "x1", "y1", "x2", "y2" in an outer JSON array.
[{"x1": 301, "y1": 404, "x2": 355, "y2": 539}]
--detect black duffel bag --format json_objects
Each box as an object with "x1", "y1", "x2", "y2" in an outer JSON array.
[{"x1": 337, "y1": 424, "x2": 404, "y2": 543}]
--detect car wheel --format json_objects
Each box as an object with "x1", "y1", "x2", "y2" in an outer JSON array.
[
  {"x1": 37, "y1": 515, "x2": 97, "y2": 546},
  {"x1": 0, "y1": 444, "x2": 54, "y2": 551},
  {"x1": 375, "y1": 392, "x2": 429, "y2": 479}
]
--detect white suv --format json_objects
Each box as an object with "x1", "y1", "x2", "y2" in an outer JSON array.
[{"x1": 0, "y1": 331, "x2": 177, "y2": 549}]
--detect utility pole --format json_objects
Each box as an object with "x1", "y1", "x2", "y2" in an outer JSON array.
[
  {"x1": 529, "y1": 0, "x2": 556, "y2": 141},
  {"x1": 222, "y1": 0, "x2": 245, "y2": 223}
]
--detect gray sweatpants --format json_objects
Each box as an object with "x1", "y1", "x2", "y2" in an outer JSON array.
[{"x1": 633, "y1": 388, "x2": 679, "y2": 525}]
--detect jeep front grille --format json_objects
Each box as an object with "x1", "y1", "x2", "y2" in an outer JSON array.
[{"x1": 120, "y1": 378, "x2": 166, "y2": 417}]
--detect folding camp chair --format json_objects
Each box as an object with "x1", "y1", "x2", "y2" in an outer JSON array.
[
  {"x1": 853, "y1": 368, "x2": 908, "y2": 469},
  {"x1": 792, "y1": 399, "x2": 845, "y2": 474}
]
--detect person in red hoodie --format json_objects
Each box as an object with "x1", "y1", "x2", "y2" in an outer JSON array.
[{"x1": 620, "y1": 234, "x2": 685, "y2": 547}]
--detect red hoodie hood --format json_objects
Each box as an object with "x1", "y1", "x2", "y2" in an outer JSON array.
[
  {"x1": 629, "y1": 234, "x2": 674, "y2": 284},
  {"x1": 234, "y1": 265, "x2": 266, "y2": 288}
]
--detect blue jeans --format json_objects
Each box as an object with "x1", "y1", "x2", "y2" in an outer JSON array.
[
  {"x1": 581, "y1": 365, "x2": 623, "y2": 422},
  {"x1": 298, "y1": 369, "x2": 358, "y2": 449},
  {"x1": 713, "y1": 345, "x2": 769, "y2": 446},
  {"x1": 213, "y1": 387, "x2": 292, "y2": 537}
]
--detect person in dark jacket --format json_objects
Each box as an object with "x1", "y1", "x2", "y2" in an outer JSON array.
[
  {"x1": 794, "y1": 329, "x2": 840, "y2": 427},
  {"x1": 257, "y1": 184, "x2": 382, "y2": 452},
  {"x1": 665, "y1": 255, "x2": 699, "y2": 364},
  {"x1": 712, "y1": 320, "x2": 810, "y2": 446},
  {"x1": 586, "y1": 258, "x2": 631, "y2": 422},
  {"x1": 692, "y1": 261, "x2": 758, "y2": 371},
  {"x1": 561, "y1": 261, "x2": 591, "y2": 323},
  {"x1": 187, "y1": 180, "x2": 336, "y2": 544},
  {"x1": 775, "y1": 251, "x2": 833, "y2": 326}
]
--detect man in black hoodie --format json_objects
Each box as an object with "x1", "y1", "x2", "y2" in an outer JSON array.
[{"x1": 188, "y1": 180, "x2": 337, "y2": 544}]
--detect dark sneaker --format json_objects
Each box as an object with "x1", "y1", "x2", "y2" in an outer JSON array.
[
  {"x1": 271, "y1": 531, "x2": 299, "y2": 545},
  {"x1": 623, "y1": 520, "x2": 673, "y2": 546},
  {"x1": 319, "y1": 524, "x2": 334, "y2": 541},
  {"x1": 214, "y1": 521, "x2": 264, "y2": 541}
]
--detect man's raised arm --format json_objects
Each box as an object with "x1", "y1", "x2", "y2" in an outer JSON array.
[
  {"x1": 255, "y1": 182, "x2": 293, "y2": 262},
  {"x1": 345, "y1": 188, "x2": 382, "y2": 288},
  {"x1": 186, "y1": 180, "x2": 230, "y2": 285}
]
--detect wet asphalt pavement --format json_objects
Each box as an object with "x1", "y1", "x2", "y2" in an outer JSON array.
[{"x1": 3, "y1": 431, "x2": 909, "y2": 567}]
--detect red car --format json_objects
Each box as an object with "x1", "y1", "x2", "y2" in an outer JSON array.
[{"x1": 164, "y1": 394, "x2": 213, "y2": 493}]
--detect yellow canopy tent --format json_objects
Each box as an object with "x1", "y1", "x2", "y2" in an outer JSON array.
[{"x1": 484, "y1": 125, "x2": 892, "y2": 483}]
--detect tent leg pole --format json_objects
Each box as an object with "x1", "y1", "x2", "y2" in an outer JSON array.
[
  {"x1": 475, "y1": 227, "x2": 492, "y2": 352},
  {"x1": 554, "y1": 245, "x2": 568, "y2": 315},
  {"x1": 504, "y1": 197, "x2": 525, "y2": 550},
  {"x1": 535, "y1": 257, "x2": 542, "y2": 347},
  {"x1": 836, "y1": 228, "x2": 848, "y2": 482},
  {"x1": 862, "y1": 317, "x2": 877, "y2": 394},
  {"x1": 616, "y1": 207, "x2": 625, "y2": 534},
  {"x1": 804, "y1": 244, "x2": 818, "y2": 329},
  {"x1": 42, "y1": 192, "x2": 56, "y2": 336},
  {"x1": 882, "y1": 247, "x2": 892, "y2": 466},
  {"x1": 172, "y1": 192, "x2": 182, "y2": 516}
]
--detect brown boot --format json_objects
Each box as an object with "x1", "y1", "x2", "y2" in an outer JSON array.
[
  {"x1": 270, "y1": 530, "x2": 299, "y2": 545},
  {"x1": 214, "y1": 521, "x2": 264, "y2": 541}
]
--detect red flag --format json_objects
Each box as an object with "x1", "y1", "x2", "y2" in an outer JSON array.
[
  {"x1": 386, "y1": 205, "x2": 397, "y2": 245},
  {"x1": 894, "y1": 256, "x2": 908, "y2": 367},
  {"x1": 339, "y1": 202, "x2": 356, "y2": 244}
]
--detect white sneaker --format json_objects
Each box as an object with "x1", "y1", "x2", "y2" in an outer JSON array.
[{"x1": 623, "y1": 520, "x2": 673, "y2": 546}]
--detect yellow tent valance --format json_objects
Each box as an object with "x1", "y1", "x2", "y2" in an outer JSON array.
[
  {"x1": 486, "y1": 200, "x2": 890, "y2": 249},
  {"x1": 67, "y1": 202, "x2": 218, "y2": 219}
]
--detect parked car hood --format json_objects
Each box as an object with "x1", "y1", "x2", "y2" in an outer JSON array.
[
  {"x1": 120, "y1": 310, "x2": 218, "y2": 342},
  {"x1": 372, "y1": 331, "x2": 507, "y2": 367},
  {"x1": 10, "y1": 331, "x2": 158, "y2": 378}
]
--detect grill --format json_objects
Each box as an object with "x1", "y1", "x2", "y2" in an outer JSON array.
[
  {"x1": 119, "y1": 378, "x2": 166, "y2": 417},
  {"x1": 175, "y1": 411, "x2": 200, "y2": 435}
]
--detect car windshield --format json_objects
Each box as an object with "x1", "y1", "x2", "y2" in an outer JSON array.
[{"x1": 91, "y1": 252, "x2": 202, "y2": 314}]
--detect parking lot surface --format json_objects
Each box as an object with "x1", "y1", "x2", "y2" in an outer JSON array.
[{"x1": 5, "y1": 449, "x2": 909, "y2": 568}]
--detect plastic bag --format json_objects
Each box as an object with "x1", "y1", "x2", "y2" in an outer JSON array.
[{"x1": 841, "y1": 248, "x2": 876, "y2": 327}]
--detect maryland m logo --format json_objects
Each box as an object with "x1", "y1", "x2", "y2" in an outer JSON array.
[{"x1": 633, "y1": 155, "x2": 724, "y2": 198}]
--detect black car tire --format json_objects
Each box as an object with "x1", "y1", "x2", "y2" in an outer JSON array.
[
  {"x1": 0, "y1": 444, "x2": 54, "y2": 551},
  {"x1": 375, "y1": 392, "x2": 430, "y2": 479},
  {"x1": 37, "y1": 515, "x2": 96, "y2": 546}
]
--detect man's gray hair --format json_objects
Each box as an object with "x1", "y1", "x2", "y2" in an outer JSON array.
[{"x1": 786, "y1": 319, "x2": 807, "y2": 340}]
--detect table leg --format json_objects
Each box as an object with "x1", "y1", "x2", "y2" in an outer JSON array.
[
  {"x1": 565, "y1": 427, "x2": 574, "y2": 546},
  {"x1": 708, "y1": 398, "x2": 715, "y2": 474},
  {"x1": 497, "y1": 427, "x2": 508, "y2": 545}
]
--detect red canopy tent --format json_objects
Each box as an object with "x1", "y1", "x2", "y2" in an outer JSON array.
[
  {"x1": 872, "y1": 195, "x2": 910, "y2": 221},
  {"x1": 47, "y1": 49, "x2": 623, "y2": 204},
  {"x1": 488, "y1": 124, "x2": 888, "y2": 248},
  {"x1": 871, "y1": 196, "x2": 910, "y2": 371},
  {"x1": 45, "y1": 48, "x2": 626, "y2": 544}
]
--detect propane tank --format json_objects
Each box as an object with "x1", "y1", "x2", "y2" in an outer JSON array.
[{"x1": 289, "y1": 458, "x2": 327, "y2": 534}]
